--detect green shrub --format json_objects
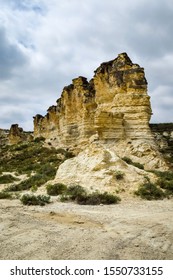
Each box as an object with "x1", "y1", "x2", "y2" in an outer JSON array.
[
  {"x1": 14, "y1": 143, "x2": 29, "y2": 151},
  {"x1": 60, "y1": 194, "x2": 70, "y2": 202},
  {"x1": 66, "y1": 185, "x2": 87, "y2": 200},
  {"x1": 115, "y1": 171, "x2": 124, "y2": 180},
  {"x1": 60, "y1": 185, "x2": 121, "y2": 205},
  {"x1": 0, "y1": 174, "x2": 19, "y2": 184},
  {"x1": 33, "y1": 137, "x2": 45, "y2": 143},
  {"x1": 11, "y1": 165, "x2": 57, "y2": 192},
  {"x1": 4, "y1": 184, "x2": 21, "y2": 192},
  {"x1": 46, "y1": 183, "x2": 67, "y2": 196},
  {"x1": 0, "y1": 191, "x2": 12, "y2": 199},
  {"x1": 122, "y1": 157, "x2": 144, "y2": 169},
  {"x1": 150, "y1": 170, "x2": 173, "y2": 180},
  {"x1": 30, "y1": 185, "x2": 38, "y2": 193},
  {"x1": 76, "y1": 191, "x2": 121, "y2": 205},
  {"x1": 122, "y1": 157, "x2": 132, "y2": 164},
  {"x1": 134, "y1": 182, "x2": 165, "y2": 200},
  {"x1": 20, "y1": 194, "x2": 50, "y2": 206},
  {"x1": 150, "y1": 170, "x2": 173, "y2": 196},
  {"x1": 157, "y1": 178, "x2": 173, "y2": 192},
  {"x1": 0, "y1": 141, "x2": 62, "y2": 176},
  {"x1": 132, "y1": 162, "x2": 144, "y2": 169},
  {"x1": 38, "y1": 164, "x2": 56, "y2": 178}
]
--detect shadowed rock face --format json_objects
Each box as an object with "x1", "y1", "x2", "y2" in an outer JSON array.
[
  {"x1": 150, "y1": 123, "x2": 173, "y2": 167},
  {"x1": 8, "y1": 124, "x2": 33, "y2": 145},
  {"x1": 33, "y1": 53, "x2": 153, "y2": 148}
]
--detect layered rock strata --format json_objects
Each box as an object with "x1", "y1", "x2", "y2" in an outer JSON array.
[
  {"x1": 8, "y1": 124, "x2": 33, "y2": 145},
  {"x1": 33, "y1": 53, "x2": 153, "y2": 149}
]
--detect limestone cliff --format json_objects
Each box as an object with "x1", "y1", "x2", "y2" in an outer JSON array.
[
  {"x1": 32, "y1": 53, "x2": 169, "y2": 172},
  {"x1": 8, "y1": 124, "x2": 33, "y2": 145},
  {"x1": 33, "y1": 53, "x2": 153, "y2": 148}
]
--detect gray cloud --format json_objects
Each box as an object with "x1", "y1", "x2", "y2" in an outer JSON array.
[
  {"x1": 0, "y1": 28, "x2": 27, "y2": 80},
  {"x1": 0, "y1": 0, "x2": 173, "y2": 130}
]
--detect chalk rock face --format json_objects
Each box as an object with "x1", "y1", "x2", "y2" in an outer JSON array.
[
  {"x1": 33, "y1": 53, "x2": 153, "y2": 148},
  {"x1": 8, "y1": 124, "x2": 24, "y2": 144},
  {"x1": 54, "y1": 143, "x2": 156, "y2": 192},
  {"x1": 8, "y1": 124, "x2": 33, "y2": 145}
]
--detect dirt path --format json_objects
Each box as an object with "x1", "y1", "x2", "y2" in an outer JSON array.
[{"x1": 0, "y1": 198, "x2": 173, "y2": 260}]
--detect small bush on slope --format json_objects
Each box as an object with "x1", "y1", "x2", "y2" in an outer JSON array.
[
  {"x1": 115, "y1": 171, "x2": 124, "y2": 180},
  {"x1": 149, "y1": 170, "x2": 173, "y2": 196},
  {"x1": 46, "y1": 183, "x2": 67, "y2": 196},
  {"x1": 60, "y1": 185, "x2": 121, "y2": 205},
  {"x1": 20, "y1": 194, "x2": 50, "y2": 206},
  {"x1": 0, "y1": 191, "x2": 13, "y2": 199},
  {"x1": 76, "y1": 191, "x2": 121, "y2": 205},
  {"x1": 122, "y1": 157, "x2": 144, "y2": 169},
  {"x1": 0, "y1": 174, "x2": 19, "y2": 184},
  {"x1": 134, "y1": 182, "x2": 166, "y2": 200}
]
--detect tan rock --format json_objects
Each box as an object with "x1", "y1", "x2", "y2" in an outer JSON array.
[
  {"x1": 33, "y1": 53, "x2": 153, "y2": 147},
  {"x1": 33, "y1": 52, "x2": 167, "y2": 170},
  {"x1": 54, "y1": 143, "x2": 156, "y2": 193},
  {"x1": 8, "y1": 124, "x2": 33, "y2": 145}
]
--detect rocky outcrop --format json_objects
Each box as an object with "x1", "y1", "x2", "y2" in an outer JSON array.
[
  {"x1": 8, "y1": 124, "x2": 33, "y2": 145},
  {"x1": 150, "y1": 123, "x2": 173, "y2": 167},
  {"x1": 33, "y1": 53, "x2": 153, "y2": 149},
  {"x1": 54, "y1": 143, "x2": 157, "y2": 193}
]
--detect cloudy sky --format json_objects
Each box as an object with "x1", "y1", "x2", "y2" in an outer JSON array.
[{"x1": 0, "y1": 0, "x2": 173, "y2": 131}]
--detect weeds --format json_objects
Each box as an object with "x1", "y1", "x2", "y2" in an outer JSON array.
[
  {"x1": 76, "y1": 191, "x2": 121, "y2": 205},
  {"x1": 0, "y1": 174, "x2": 19, "y2": 184},
  {"x1": 122, "y1": 157, "x2": 144, "y2": 169},
  {"x1": 150, "y1": 170, "x2": 173, "y2": 196},
  {"x1": 115, "y1": 171, "x2": 124, "y2": 180},
  {"x1": 66, "y1": 185, "x2": 87, "y2": 200},
  {"x1": 59, "y1": 185, "x2": 121, "y2": 205},
  {"x1": 134, "y1": 182, "x2": 166, "y2": 200},
  {"x1": 0, "y1": 191, "x2": 13, "y2": 199},
  {"x1": 20, "y1": 194, "x2": 50, "y2": 206},
  {"x1": 46, "y1": 183, "x2": 67, "y2": 196}
]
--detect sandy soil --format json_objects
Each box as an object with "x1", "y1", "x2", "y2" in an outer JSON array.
[{"x1": 0, "y1": 197, "x2": 173, "y2": 260}]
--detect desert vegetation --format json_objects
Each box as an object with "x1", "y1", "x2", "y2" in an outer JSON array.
[
  {"x1": 122, "y1": 157, "x2": 144, "y2": 169},
  {"x1": 46, "y1": 183, "x2": 121, "y2": 205},
  {"x1": 134, "y1": 171, "x2": 173, "y2": 200},
  {"x1": 0, "y1": 140, "x2": 74, "y2": 194},
  {"x1": 20, "y1": 194, "x2": 50, "y2": 206}
]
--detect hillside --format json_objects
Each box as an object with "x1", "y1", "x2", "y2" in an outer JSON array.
[{"x1": 0, "y1": 53, "x2": 173, "y2": 260}]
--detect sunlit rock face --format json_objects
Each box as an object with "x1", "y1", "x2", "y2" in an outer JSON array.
[{"x1": 33, "y1": 52, "x2": 153, "y2": 149}]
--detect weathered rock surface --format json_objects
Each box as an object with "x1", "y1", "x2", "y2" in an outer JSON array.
[
  {"x1": 33, "y1": 53, "x2": 153, "y2": 148},
  {"x1": 8, "y1": 124, "x2": 33, "y2": 145},
  {"x1": 150, "y1": 123, "x2": 173, "y2": 167},
  {"x1": 54, "y1": 143, "x2": 155, "y2": 193},
  {"x1": 33, "y1": 52, "x2": 167, "y2": 174}
]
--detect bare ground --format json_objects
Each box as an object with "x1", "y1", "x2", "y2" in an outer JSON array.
[{"x1": 0, "y1": 198, "x2": 173, "y2": 260}]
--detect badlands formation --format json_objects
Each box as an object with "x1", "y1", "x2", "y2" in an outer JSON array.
[
  {"x1": 7, "y1": 53, "x2": 171, "y2": 193},
  {"x1": 31, "y1": 53, "x2": 168, "y2": 192},
  {"x1": 1, "y1": 53, "x2": 173, "y2": 260}
]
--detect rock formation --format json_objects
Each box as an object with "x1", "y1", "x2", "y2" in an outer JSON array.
[
  {"x1": 8, "y1": 124, "x2": 33, "y2": 145},
  {"x1": 32, "y1": 52, "x2": 169, "y2": 191},
  {"x1": 150, "y1": 123, "x2": 173, "y2": 167},
  {"x1": 33, "y1": 53, "x2": 153, "y2": 149},
  {"x1": 3, "y1": 53, "x2": 172, "y2": 192}
]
